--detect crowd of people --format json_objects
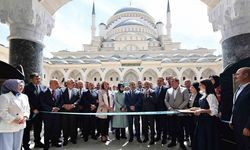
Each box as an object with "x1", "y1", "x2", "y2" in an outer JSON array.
[{"x1": 0, "y1": 67, "x2": 250, "y2": 150}]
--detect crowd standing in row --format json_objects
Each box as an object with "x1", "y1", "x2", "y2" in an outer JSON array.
[{"x1": 0, "y1": 67, "x2": 250, "y2": 150}]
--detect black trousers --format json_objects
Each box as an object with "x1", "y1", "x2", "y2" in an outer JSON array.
[
  {"x1": 62, "y1": 114, "x2": 77, "y2": 141},
  {"x1": 168, "y1": 115, "x2": 184, "y2": 143},
  {"x1": 128, "y1": 115, "x2": 141, "y2": 139},
  {"x1": 23, "y1": 113, "x2": 43, "y2": 148},
  {"x1": 82, "y1": 115, "x2": 97, "y2": 137},
  {"x1": 115, "y1": 128, "x2": 126, "y2": 138},
  {"x1": 98, "y1": 117, "x2": 110, "y2": 136},
  {"x1": 155, "y1": 114, "x2": 168, "y2": 139},
  {"x1": 43, "y1": 114, "x2": 61, "y2": 149},
  {"x1": 142, "y1": 115, "x2": 155, "y2": 139}
]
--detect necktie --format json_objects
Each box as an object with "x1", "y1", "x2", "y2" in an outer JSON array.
[
  {"x1": 107, "y1": 91, "x2": 110, "y2": 107},
  {"x1": 52, "y1": 90, "x2": 55, "y2": 101},
  {"x1": 69, "y1": 90, "x2": 72, "y2": 100},
  {"x1": 158, "y1": 87, "x2": 161, "y2": 96}
]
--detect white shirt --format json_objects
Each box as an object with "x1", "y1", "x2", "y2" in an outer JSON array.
[
  {"x1": 201, "y1": 94, "x2": 219, "y2": 116},
  {"x1": 235, "y1": 82, "x2": 250, "y2": 99},
  {"x1": 189, "y1": 93, "x2": 197, "y2": 108},
  {"x1": 68, "y1": 89, "x2": 72, "y2": 100},
  {"x1": 173, "y1": 87, "x2": 179, "y2": 100}
]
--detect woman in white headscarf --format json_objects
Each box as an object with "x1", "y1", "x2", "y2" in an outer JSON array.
[{"x1": 0, "y1": 79, "x2": 30, "y2": 150}]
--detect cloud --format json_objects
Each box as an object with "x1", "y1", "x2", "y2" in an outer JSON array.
[{"x1": 0, "y1": 0, "x2": 222, "y2": 56}]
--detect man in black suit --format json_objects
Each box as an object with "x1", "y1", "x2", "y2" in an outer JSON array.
[
  {"x1": 155, "y1": 77, "x2": 168, "y2": 144},
  {"x1": 125, "y1": 81, "x2": 142, "y2": 143},
  {"x1": 79, "y1": 82, "x2": 98, "y2": 141},
  {"x1": 141, "y1": 81, "x2": 156, "y2": 145},
  {"x1": 23, "y1": 73, "x2": 44, "y2": 150},
  {"x1": 61, "y1": 79, "x2": 80, "y2": 145},
  {"x1": 230, "y1": 67, "x2": 250, "y2": 150},
  {"x1": 40, "y1": 79, "x2": 62, "y2": 150}
]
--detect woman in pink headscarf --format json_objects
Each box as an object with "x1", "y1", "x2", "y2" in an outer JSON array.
[{"x1": 0, "y1": 79, "x2": 30, "y2": 150}]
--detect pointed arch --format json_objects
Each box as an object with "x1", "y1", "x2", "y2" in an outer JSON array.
[
  {"x1": 68, "y1": 70, "x2": 82, "y2": 81},
  {"x1": 86, "y1": 69, "x2": 102, "y2": 84},
  {"x1": 105, "y1": 69, "x2": 121, "y2": 86},
  {"x1": 181, "y1": 68, "x2": 197, "y2": 82},
  {"x1": 142, "y1": 69, "x2": 158, "y2": 84},
  {"x1": 162, "y1": 68, "x2": 177, "y2": 79},
  {"x1": 123, "y1": 69, "x2": 139, "y2": 83},
  {"x1": 50, "y1": 70, "x2": 64, "y2": 83},
  {"x1": 201, "y1": 68, "x2": 216, "y2": 79}
]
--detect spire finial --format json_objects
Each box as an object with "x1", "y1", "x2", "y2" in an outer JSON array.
[
  {"x1": 167, "y1": 0, "x2": 170, "y2": 13},
  {"x1": 92, "y1": 1, "x2": 95, "y2": 15},
  {"x1": 130, "y1": 1, "x2": 132, "y2": 6}
]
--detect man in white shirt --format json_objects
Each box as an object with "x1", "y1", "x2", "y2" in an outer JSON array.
[{"x1": 165, "y1": 77, "x2": 189, "y2": 150}]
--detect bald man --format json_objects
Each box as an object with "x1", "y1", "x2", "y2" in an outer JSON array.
[{"x1": 230, "y1": 67, "x2": 250, "y2": 150}]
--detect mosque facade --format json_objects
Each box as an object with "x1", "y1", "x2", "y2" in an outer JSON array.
[{"x1": 43, "y1": 1, "x2": 222, "y2": 86}]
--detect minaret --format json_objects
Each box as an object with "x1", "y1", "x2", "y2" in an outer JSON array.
[
  {"x1": 91, "y1": 1, "x2": 96, "y2": 39},
  {"x1": 166, "y1": 0, "x2": 172, "y2": 39}
]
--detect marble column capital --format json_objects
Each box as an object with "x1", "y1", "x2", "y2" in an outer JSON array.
[
  {"x1": 201, "y1": 0, "x2": 250, "y2": 42},
  {"x1": 0, "y1": 0, "x2": 54, "y2": 46}
]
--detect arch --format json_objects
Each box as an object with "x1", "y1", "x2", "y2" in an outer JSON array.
[
  {"x1": 104, "y1": 69, "x2": 121, "y2": 87},
  {"x1": 68, "y1": 70, "x2": 82, "y2": 81},
  {"x1": 123, "y1": 69, "x2": 139, "y2": 83},
  {"x1": 201, "y1": 68, "x2": 216, "y2": 79},
  {"x1": 86, "y1": 69, "x2": 102, "y2": 84},
  {"x1": 162, "y1": 69, "x2": 177, "y2": 79},
  {"x1": 50, "y1": 70, "x2": 64, "y2": 83},
  {"x1": 142, "y1": 69, "x2": 158, "y2": 84},
  {"x1": 181, "y1": 68, "x2": 197, "y2": 82}
]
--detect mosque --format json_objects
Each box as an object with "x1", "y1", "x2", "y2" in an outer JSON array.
[{"x1": 41, "y1": 1, "x2": 222, "y2": 86}]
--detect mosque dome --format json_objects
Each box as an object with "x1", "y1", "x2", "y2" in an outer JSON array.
[{"x1": 114, "y1": 7, "x2": 149, "y2": 15}]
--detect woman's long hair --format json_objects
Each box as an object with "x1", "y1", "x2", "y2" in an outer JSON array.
[{"x1": 200, "y1": 79, "x2": 216, "y2": 96}]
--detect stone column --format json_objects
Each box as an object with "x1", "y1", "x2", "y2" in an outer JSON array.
[
  {"x1": 201, "y1": 0, "x2": 250, "y2": 67},
  {"x1": 0, "y1": 0, "x2": 54, "y2": 81}
]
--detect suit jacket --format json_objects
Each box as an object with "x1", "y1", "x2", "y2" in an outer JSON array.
[
  {"x1": 24, "y1": 82, "x2": 43, "y2": 111},
  {"x1": 61, "y1": 88, "x2": 79, "y2": 111},
  {"x1": 40, "y1": 88, "x2": 61, "y2": 112},
  {"x1": 142, "y1": 89, "x2": 157, "y2": 111},
  {"x1": 125, "y1": 90, "x2": 142, "y2": 112},
  {"x1": 79, "y1": 89, "x2": 98, "y2": 112},
  {"x1": 232, "y1": 84, "x2": 250, "y2": 131},
  {"x1": 165, "y1": 86, "x2": 189, "y2": 110},
  {"x1": 0, "y1": 92, "x2": 30, "y2": 132},
  {"x1": 155, "y1": 86, "x2": 168, "y2": 111},
  {"x1": 96, "y1": 89, "x2": 113, "y2": 119}
]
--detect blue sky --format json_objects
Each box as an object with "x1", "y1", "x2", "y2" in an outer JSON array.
[{"x1": 0, "y1": 0, "x2": 222, "y2": 57}]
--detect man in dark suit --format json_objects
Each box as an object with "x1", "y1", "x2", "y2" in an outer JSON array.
[
  {"x1": 125, "y1": 81, "x2": 142, "y2": 143},
  {"x1": 79, "y1": 82, "x2": 98, "y2": 142},
  {"x1": 23, "y1": 73, "x2": 44, "y2": 150},
  {"x1": 141, "y1": 81, "x2": 156, "y2": 145},
  {"x1": 61, "y1": 79, "x2": 80, "y2": 145},
  {"x1": 155, "y1": 77, "x2": 168, "y2": 144},
  {"x1": 230, "y1": 67, "x2": 250, "y2": 150},
  {"x1": 165, "y1": 77, "x2": 189, "y2": 150},
  {"x1": 40, "y1": 79, "x2": 62, "y2": 150}
]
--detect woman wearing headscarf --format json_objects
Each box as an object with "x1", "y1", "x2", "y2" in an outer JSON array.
[
  {"x1": 0, "y1": 79, "x2": 30, "y2": 150},
  {"x1": 112, "y1": 83, "x2": 128, "y2": 140},
  {"x1": 188, "y1": 82, "x2": 202, "y2": 147}
]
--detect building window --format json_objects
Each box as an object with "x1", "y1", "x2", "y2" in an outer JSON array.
[
  {"x1": 149, "y1": 77, "x2": 152, "y2": 81},
  {"x1": 183, "y1": 77, "x2": 186, "y2": 81},
  {"x1": 100, "y1": 77, "x2": 102, "y2": 81},
  {"x1": 194, "y1": 77, "x2": 197, "y2": 80},
  {"x1": 110, "y1": 77, "x2": 113, "y2": 81},
  {"x1": 144, "y1": 77, "x2": 146, "y2": 81},
  {"x1": 94, "y1": 77, "x2": 97, "y2": 81},
  {"x1": 116, "y1": 77, "x2": 119, "y2": 81}
]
